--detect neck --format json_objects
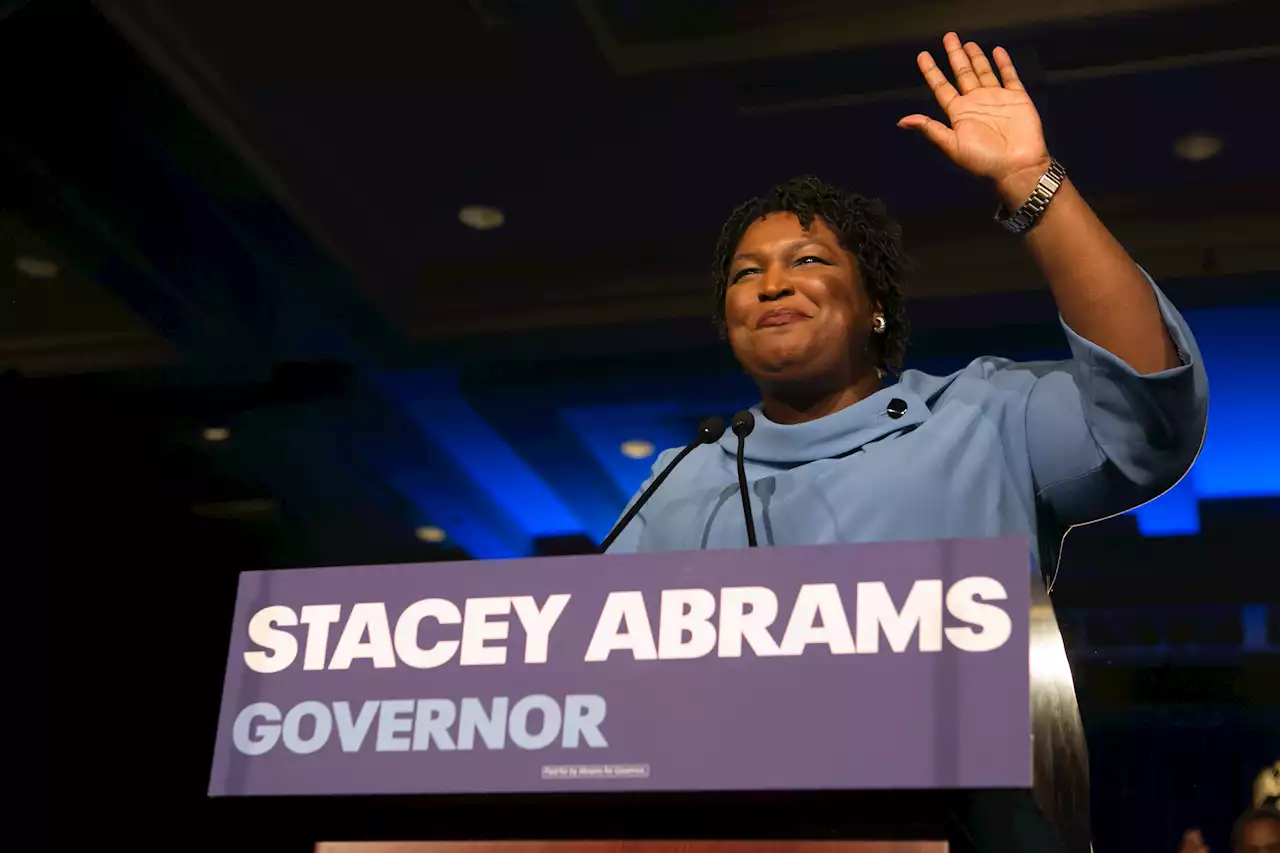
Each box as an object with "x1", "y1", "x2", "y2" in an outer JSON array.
[{"x1": 759, "y1": 369, "x2": 883, "y2": 425}]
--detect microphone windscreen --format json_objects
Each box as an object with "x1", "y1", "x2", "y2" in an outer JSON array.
[
  {"x1": 731, "y1": 409, "x2": 756, "y2": 437},
  {"x1": 697, "y1": 415, "x2": 727, "y2": 444}
]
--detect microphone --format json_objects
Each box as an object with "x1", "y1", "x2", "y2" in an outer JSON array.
[
  {"x1": 730, "y1": 410, "x2": 759, "y2": 547},
  {"x1": 599, "y1": 415, "x2": 727, "y2": 552}
]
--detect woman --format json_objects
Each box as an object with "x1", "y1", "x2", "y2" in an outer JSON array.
[{"x1": 606, "y1": 34, "x2": 1208, "y2": 578}]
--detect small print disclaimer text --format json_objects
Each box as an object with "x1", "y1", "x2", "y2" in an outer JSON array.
[{"x1": 542, "y1": 764, "x2": 650, "y2": 780}]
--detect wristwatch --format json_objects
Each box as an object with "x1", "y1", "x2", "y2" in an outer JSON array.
[{"x1": 995, "y1": 157, "x2": 1066, "y2": 234}]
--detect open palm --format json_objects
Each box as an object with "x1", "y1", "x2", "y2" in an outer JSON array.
[{"x1": 899, "y1": 33, "x2": 1052, "y2": 186}]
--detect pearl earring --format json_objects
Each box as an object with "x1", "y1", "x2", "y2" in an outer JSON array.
[{"x1": 872, "y1": 315, "x2": 886, "y2": 334}]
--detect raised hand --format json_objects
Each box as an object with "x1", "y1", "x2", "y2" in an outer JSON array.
[{"x1": 898, "y1": 33, "x2": 1052, "y2": 193}]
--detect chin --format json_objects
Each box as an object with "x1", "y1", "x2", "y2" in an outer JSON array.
[
  {"x1": 731, "y1": 332, "x2": 824, "y2": 380},
  {"x1": 749, "y1": 354, "x2": 827, "y2": 384},
  {"x1": 755, "y1": 366, "x2": 827, "y2": 388},
  {"x1": 754, "y1": 340, "x2": 818, "y2": 372}
]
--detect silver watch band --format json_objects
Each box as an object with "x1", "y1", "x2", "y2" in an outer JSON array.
[{"x1": 995, "y1": 158, "x2": 1066, "y2": 234}]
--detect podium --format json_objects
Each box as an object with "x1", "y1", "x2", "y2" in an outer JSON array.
[{"x1": 208, "y1": 537, "x2": 1089, "y2": 853}]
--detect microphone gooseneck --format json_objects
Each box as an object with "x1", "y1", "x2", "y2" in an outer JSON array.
[
  {"x1": 730, "y1": 410, "x2": 759, "y2": 548},
  {"x1": 599, "y1": 415, "x2": 727, "y2": 553}
]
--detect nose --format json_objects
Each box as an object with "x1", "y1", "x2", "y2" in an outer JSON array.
[{"x1": 757, "y1": 267, "x2": 794, "y2": 303}]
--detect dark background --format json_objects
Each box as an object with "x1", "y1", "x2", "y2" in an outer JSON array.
[{"x1": 3, "y1": 1, "x2": 1276, "y2": 850}]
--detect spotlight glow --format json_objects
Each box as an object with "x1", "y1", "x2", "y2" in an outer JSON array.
[
  {"x1": 620, "y1": 439, "x2": 656, "y2": 460},
  {"x1": 459, "y1": 205, "x2": 505, "y2": 230},
  {"x1": 415, "y1": 525, "x2": 448, "y2": 543},
  {"x1": 15, "y1": 256, "x2": 59, "y2": 279},
  {"x1": 1174, "y1": 133, "x2": 1224, "y2": 161}
]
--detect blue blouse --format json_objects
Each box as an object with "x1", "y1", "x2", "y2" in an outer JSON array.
[{"x1": 606, "y1": 279, "x2": 1209, "y2": 575}]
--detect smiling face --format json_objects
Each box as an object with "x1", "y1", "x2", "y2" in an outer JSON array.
[{"x1": 725, "y1": 212, "x2": 878, "y2": 389}]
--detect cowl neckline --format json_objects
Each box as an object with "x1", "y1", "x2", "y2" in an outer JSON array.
[{"x1": 716, "y1": 382, "x2": 932, "y2": 465}]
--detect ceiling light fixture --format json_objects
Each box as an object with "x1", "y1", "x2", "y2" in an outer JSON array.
[
  {"x1": 202, "y1": 426, "x2": 230, "y2": 442},
  {"x1": 620, "y1": 439, "x2": 656, "y2": 460},
  {"x1": 14, "y1": 256, "x2": 60, "y2": 279},
  {"x1": 415, "y1": 525, "x2": 448, "y2": 543},
  {"x1": 1174, "y1": 132, "x2": 1224, "y2": 161},
  {"x1": 459, "y1": 205, "x2": 505, "y2": 231}
]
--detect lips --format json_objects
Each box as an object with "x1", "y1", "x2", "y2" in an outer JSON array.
[{"x1": 756, "y1": 308, "x2": 809, "y2": 328}]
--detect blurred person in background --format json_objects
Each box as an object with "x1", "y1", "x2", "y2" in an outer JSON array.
[
  {"x1": 1181, "y1": 829, "x2": 1211, "y2": 853},
  {"x1": 1178, "y1": 763, "x2": 1280, "y2": 853},
  {"x1": 1255, "y1": 762, "x2": 1280, "y2": 812},
  {"x1": 1231, "y1": 805, "x2": 1279, "y2": 853},
  {"x1": 1236, "y1": 761, "x2": 1280, "y2": 853}
]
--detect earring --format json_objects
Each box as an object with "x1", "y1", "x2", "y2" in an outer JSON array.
[{"x1": 872, "y1": 315, "x2": 886, "y2": 334}]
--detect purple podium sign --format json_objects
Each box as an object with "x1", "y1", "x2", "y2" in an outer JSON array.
[{"x1": 209, "y1": 537, "x2": 1032, "y2": 797}]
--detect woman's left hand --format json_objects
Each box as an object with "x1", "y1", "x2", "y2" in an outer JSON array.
[{"x1": 899, "y1": 33, "x2": 1052, "y2": 196}]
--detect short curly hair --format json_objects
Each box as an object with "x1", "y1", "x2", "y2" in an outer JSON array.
[{"x1": 712, "y1": 175, "x2": 910, "y2": 374}]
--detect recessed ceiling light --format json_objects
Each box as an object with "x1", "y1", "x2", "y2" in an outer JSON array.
[
  {"x1": 1174, "y1": 132, "x2": 1224, "y2": 161},
  {"x1": 459, "y1": 205, "x2": 505, "y2": 230},
  {"x1": 415, "y1": 525, "x2": 448, "y2": 543},
  {"x1": 14, "y1": 256, "x2": 60, "y2": 279},
  {"x1": 620, "y1": 439, "x2": 655, "y2": 460},
  {"x1": 202, "y1": 426, "x2": 230, "y2": 442}
]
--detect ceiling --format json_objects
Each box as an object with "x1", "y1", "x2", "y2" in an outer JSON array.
[
  {"x1": 88, "y1": 0, "x2": 1280, "y2": 341},
  {"x1": 1, "y1": 211, "x2": 171, "y2": 374},
  {"x1": 2, "y1": 0, "x2": 1276, "y2": 573},
  {"x1": 3, "y1": 0, "x2": 1277, "y2": 372}
]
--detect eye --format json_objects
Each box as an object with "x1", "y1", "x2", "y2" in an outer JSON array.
[
  {"x1": 794, "y1": 255, "x2": 830, "y2": 267},
  {"x1": 730, "y1": 267, "x2": 760, "y2": 284}
]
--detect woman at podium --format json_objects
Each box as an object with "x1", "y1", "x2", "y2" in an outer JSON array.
[{"x1": 606, "y1": 33, "x2": 1209, "y2": 578}]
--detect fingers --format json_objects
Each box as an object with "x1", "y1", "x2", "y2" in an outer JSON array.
[
  {"x1": 914, "y1": 35, "x2": 1021, "y2": 119},
  {"x1": 897, "y1": 114, "x2": 960, "y2": 161},
  {"x1": 943, "y1": 31, "x2": 982, "y2": 94},
  {"x1": 964, "y1": 41, "x2": 1002, "y2": 88},
  {"x1": 992, "y1": 46, "x2": 1025, "y2": 90},
  {"x1": 916, "y1": 51, "x2": 958, "y2": 110}
]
